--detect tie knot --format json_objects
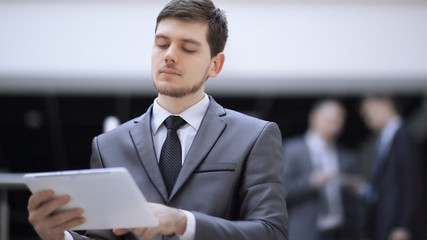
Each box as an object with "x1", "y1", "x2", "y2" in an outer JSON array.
[{"x1": 164, "y1": 116, "x2": 186, "y2": 130}]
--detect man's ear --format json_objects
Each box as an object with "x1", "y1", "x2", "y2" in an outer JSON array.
[{"x1": 208, "y1": 52, "x2": 225, "y2": 78}]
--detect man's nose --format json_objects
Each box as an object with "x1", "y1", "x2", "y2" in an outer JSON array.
[{"x1": 165, "y1": 45, "x2": 178, "y2": 63}]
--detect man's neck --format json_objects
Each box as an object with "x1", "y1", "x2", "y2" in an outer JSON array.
[
  {"x1": 307, "y1": 130, "x2": 335, "y2": 147},
  {"x1": 157, "y1": 92, "x2": 205, "y2": 114},
  {"x1": 378, "y1": 113, "x2": 398, "y2": 133}
]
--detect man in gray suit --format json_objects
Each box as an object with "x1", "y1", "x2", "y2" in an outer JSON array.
[
  {"x1": 27, "y1": 0, "x2": 288, "y2": 240},
  {"x1": 283, "y1": 100, "x2": 360, "y2": 240}
]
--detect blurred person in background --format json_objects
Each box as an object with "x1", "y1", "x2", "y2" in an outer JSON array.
[
  {"x1": 283, "y1": 100, "x2": 361, "y2": 240},
  {"x1": 356, "y1": 95, "x2": 421, "y2": 240}
]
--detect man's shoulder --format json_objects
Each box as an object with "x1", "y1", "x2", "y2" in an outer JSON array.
[
  {"x1": 390, "y1": 124, "x2": 418, "y2": 157},
  {"x1": 209, "y1": 96, "x2": 270, "y2": 126},
  {"x1": 223, "y1": 108, "x2": 268, "y2": 124},
  {"x1": 394, "y1": 124, "x2": 414, "y2": 141},
  {"x1": 220, "y1": 108, "x2": 282, "y2": 136}
]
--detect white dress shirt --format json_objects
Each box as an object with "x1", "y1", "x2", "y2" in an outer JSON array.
[
  {"x1": 306, "y1": 131, "x2": 344, "y2": 231},
  {"x1": 64, "y1": 94, "x2": 209, "y2": 240},
  {"x1": 152, "y1": 94, "x2": 209, "y2": 165}
]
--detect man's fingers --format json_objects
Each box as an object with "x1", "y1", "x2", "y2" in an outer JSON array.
[
  {"x1": 113, "y1": 229, "x2": 130, "y2": 236},
  {"x1": 30, "y1": 208, "x2": 85, "y2": 240},
  {"x1": 27, "y1": 190, "x2": 86, "y2": 240},
  {"x1": 27, "y1": 190, "x2": 54, "y2": 211},
  {"x1": 129, "y1": 228, "x2": 159, "y2": 239},
  {"x1": 41, "y1": 195, "x2": 71, "y2": 215},
  {"x1": 34, "y1": 216, "x2": 85, "y2": 240},
  {"x1": 141, "y1": 227, "x2": 161, "y2": 239},
  {"x1": 59, "y1": 216, "x2": 86, "y2": 231},
  {"x1": 45, "y1": 208, "x2": 84, "y2": 228},
  {"x1": 114, "y1": 204, "x2": 187, "y2": 238},
  {"x1": 28, "y1": 194, "x2": 71, "y2": 224},
  {"x1": 114, "y1": 228, "x2": 159, "y2": 239}
]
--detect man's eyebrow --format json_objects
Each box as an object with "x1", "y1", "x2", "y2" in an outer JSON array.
[
  {"x1": 154, "y1": 34, "x2": 201, "y2": 47},
  {"x1": 154, "y1": 34, "x2": 169, "y2": 40}
]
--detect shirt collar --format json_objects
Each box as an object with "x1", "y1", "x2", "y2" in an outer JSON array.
[
  {"x1": 151, "y1": 94, "x2": 210, "y2": 134},
  {"x1": 379, "y1": 116, "x2": 403, "y2": 144},
  {"x1": 305, "y1": 130, "x2": 335, "y2": 150}
]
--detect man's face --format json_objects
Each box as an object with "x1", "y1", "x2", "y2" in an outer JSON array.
[
  {"x1": 360, "y1": 99, "x2": 389, "y2": 132},
  {"x1": 312, "y1": 104, "x2": 345, "y2": 141},
  {"x1": 151, "y1": 18, "x2": 214, "y2": 98}
]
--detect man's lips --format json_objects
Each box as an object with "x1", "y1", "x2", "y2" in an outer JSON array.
[{"x1": 159, "y1": 68, "x2": 181, "y2": 76}]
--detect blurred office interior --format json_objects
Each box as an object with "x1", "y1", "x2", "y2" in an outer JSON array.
[{"x1": 1, "y1": 0, "x2": 427, "y2": 239}]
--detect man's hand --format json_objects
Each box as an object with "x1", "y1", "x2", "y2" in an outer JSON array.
[
  {"x1": 340, "y1": 175, "x2": 367, "y2": 194},
  {"x1": 113, "y1": 203, "x2": 187, "y2": 239},
  {"x1": 310, "y1": 170, "x2": 332, "y2": 187},
  {"x1": 389, "y1": 228, "x2": 411, "y2": 240},
  {"x1": 27, "y1": 190, "x2": 85, "y2": 240}
]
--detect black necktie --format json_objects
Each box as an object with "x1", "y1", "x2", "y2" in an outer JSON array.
[{"x1": 159, "y1": 116, "x2": 186, "y2": 195}]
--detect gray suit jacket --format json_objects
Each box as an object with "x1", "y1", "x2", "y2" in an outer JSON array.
[
  {"x1": 70, "y1": 97, "x2": 288, "y2": 240},
  {"x1": 283, "y1": 136, "x2": 360, "y2": 240}
]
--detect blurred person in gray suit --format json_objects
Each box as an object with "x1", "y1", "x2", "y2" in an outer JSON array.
[
  {"x1": 283, "y1": 100, "x2": 360, "y2": 240},
  {"x1": 355, "y1": 96, "x2": 422, "y2": 240},
  {"x1": 26, "y1": 0, "x2": 288, "y2": 240}
]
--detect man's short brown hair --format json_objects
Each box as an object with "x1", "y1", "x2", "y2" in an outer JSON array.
[{"x1": 155, "y1": 0, "x2": 228, "y2": 58}]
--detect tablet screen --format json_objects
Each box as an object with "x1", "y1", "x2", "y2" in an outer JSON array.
[{"x1": 24, "y1": 167, "x2": 158, "y2": 230}]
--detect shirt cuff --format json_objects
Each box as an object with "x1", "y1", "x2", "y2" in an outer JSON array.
[
  {"x1": 64, "y1": 231, "x2": 74, "y2": 240},
  {"x1": 179, "y1": 210, "x2": 195, "y2": 240}
]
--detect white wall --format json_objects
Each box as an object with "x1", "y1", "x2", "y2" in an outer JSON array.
[{"x1": 1, "y1": 0, "x2": 427, "y2": 95}]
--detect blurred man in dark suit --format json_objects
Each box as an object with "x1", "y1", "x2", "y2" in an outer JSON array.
[
  {"x1": 283, "y1": 100, "x2": 360, "y2": 240},
  {"x1": 358, "y1": 96, "x2": 421, "y2": 240}
]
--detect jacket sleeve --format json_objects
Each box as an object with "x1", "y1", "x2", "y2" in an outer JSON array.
[
  {"x1": 282, "y1": 141, "x2": 317, "y2": 205},
  {"x1": 394, "y1": 129, "x2": 418, "y2": 230}
]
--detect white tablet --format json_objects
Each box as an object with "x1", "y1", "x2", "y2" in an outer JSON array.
[{"x1": 23, "y1": 167, "x2": 159, "y2": 231}]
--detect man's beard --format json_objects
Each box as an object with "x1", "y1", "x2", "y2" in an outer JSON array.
[{"x1": 152, "y1": 67, "x2": 209, "y2": 98}]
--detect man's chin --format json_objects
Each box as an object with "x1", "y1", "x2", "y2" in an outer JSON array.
[
  {"x1": 156, "y1": 87, "x2": 188, "y2": 98},
  {"x1": 153, "y1": 79, "x2": 205, "y2": 98}
]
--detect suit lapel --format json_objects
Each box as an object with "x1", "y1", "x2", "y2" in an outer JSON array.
[
  {"x1": 337, "y1": 150, "x2": 345, "y2": 172},
  {"x1": 302, "y1": 139, "x2": 315, "y2": 171},
  {"x1": 337, "y1": 149, "x2": 351, "y2": 173},
  {"x1": 129, "y1": 106, "x2": 169, "y2": 201},
  {"x1": 170, "y1": 98, "x2": 227, "y2": 199}
]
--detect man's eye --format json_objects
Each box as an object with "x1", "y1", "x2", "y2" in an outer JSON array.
[
  {"x1": 183, "y1": 48, "x2": 196, "y2": 53},
  {"x1": 157, "y1": 44, "x2": 168, "y2": 49}
]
